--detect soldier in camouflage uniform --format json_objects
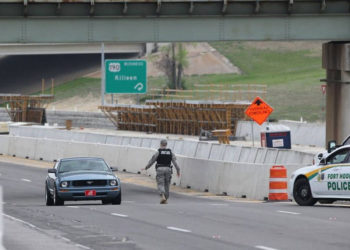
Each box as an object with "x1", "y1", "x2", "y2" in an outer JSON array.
[{"x1": 142, "y1": 139, "x2": 180, "y2": 204}]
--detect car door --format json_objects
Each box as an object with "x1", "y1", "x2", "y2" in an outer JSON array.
[{"x1": 317, "y1": 148, "x2": 350, "y2": 196}]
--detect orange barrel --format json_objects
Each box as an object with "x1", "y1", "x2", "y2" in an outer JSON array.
[{"x1": 268, "y1": 165, "x2": 288, "y2": 201}]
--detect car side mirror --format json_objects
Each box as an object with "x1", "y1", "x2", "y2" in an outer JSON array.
[
  {"x1": 110, "y1": 167, "x2": 118, "y2": 172},
  {"x1": 328, "y1": 140, "x2": 337, "y2": 153},
  {"x1": 317, "y1": 153, "x2": 323, "y2": 160},
  {"x1": 319, "y1": 158, "x2": 326, "y2": 165},
  {"x1": 48, "y1": 169, "x2": 57, "y2": 174}
]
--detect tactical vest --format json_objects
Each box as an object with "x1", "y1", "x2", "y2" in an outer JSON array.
[{"x1": 156, "y1": 149, "x2": 172, "y2": 167}]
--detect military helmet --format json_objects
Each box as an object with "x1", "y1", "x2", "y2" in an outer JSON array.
[{"x1": 160, "y1": 139, "x2": 168, "y2": 146}]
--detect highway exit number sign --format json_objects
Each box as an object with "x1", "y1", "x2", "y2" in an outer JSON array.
[{"x1": 105, "y1": 60, "x2": 147, "y2": 94}]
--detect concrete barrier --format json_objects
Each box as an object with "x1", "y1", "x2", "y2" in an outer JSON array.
[
  {"x1": 8, "y1": 125, "x2": 317, "y2": 166},
  {"x1": 0, "y1": 136, "x2": 9, "y2": 155},
  {"x1": 222, "y1": 145, "x2": 242, "y2": 162},
  {"x1": 264, "y1": 149, "x2": 279, "y2": 164},
  {"x1": 195, "y1": 142, "x2": 212, "y2": 159},
  {"x1": 121, "y1": 137, "x2": 131, "y2": 146},
  {"x1": 130, "y1": 137, "x2": 142, "y2": 147},
  {"x1": 8, "y1": 136, "x2": 37, "y2": 159},
  {"x1": 181, "y1": 141, "x2": 198, "y2": 158},
  {"x1": 173, "y1": 140, "x2": 184, "y2": 155},
  {"x1": 0, "y1": 186, "x2": 3, "y2": 250},
  {"x1": 209, "y1": 144, "x2": 226, "y2": 161},
  {"x1": 254, "y1": 148, "x2": 268, "y2": 164},
  {"x1": 106, "y1": 135, "x2": 123, "y2": 145},
  {"x1": 150, "y1": 139, "x2": 161, "y2": 149}
]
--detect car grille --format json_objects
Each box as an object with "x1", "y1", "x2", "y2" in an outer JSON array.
[{"x1": 72, "y1": 180, "x2": 107, "y2": 187}]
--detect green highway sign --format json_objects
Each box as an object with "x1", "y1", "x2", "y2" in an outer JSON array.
[{"x1": 105, "y1": 60, "x2": 147, "y2": 94}]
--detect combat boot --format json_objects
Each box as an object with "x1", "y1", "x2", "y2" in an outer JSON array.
[{"x1": 160, "y1": 194, "x2": 166, "y2": 204}]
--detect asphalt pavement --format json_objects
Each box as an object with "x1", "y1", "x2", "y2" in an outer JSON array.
[{"x1": 1, "y1": 161, "x2": 350, "y2": 250}]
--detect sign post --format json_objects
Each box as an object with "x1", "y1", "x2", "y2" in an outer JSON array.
[
  {"x1": 101, "y1": 43, "x2": 105, "y2": 105},
  {"x1": 105, "y1": 60, "x2": 147, "y2": 94},
  {"x1": 245, "y1": 96, "x2": 274, "y2": 146}
]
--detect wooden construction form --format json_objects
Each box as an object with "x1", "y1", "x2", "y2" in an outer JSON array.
[
  {"x1": 99, "y1": 104, "x2": 157, "y2": 133},
  {"x1": 0, "y1": 94, "x2": 54, "y2": 123},
  {"x1": 99, "y1": 100, "x2": 249, "y2": 136}
]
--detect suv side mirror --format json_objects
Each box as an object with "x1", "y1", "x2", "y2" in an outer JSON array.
[
  {"x1": 48, "y1": 169, "x2": 57, "y2": 174},
  {"x1": 319, "y1": 158, "x2": 327, "y2": 165},
  {"x1": 328, "y1": 140, "x2": 337, "y2": 153}
]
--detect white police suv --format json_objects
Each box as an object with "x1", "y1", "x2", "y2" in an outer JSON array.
[{"x1": 290, "y1": 144, "x2": 350, "y2": 206}]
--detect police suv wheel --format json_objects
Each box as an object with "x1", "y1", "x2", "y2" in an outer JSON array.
[{"x1": 293, "y1": 178, "x2": 317, "y2": 206}]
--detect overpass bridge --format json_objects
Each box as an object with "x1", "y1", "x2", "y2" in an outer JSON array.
[{"x1": 0, "y1": 0, "x2": 349, "y2": 43}]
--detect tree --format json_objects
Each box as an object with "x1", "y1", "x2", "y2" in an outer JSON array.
[{"x1": 156, "y1": 43, "x2": 188, "y2": 89}]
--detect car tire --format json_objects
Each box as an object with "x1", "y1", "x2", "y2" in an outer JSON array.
[
  {"x1": 319, "y1": 199, "x2": 336, "y2": 204},
  {"x1": 53, "y1": 186, "x2": 64, "y2": 206},
  {"x1": 45, "y1": 184, "x2": 54, "y2": 206},
  {"x1": 112, "y1": 193, "x2": 122, "y2": 205},
  {"x1": 102, "y1": 199, "x2": 111, "y2": 205},
  {"x1": 293, "y1": 178, "x2": 317, "y2": 206}
]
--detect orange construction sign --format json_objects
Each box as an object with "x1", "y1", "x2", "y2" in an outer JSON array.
[{"x1": 245, "y1": 96, "x2": 274, "y2": 125}]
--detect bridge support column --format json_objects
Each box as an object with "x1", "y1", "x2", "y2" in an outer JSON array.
[{"x1": 322, "y1": 42, "x2": 350, "y2": 145}]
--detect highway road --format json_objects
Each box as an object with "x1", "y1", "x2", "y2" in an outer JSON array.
[{"x1": 1, "y1": 161, "x2": 350, "y2": 250}]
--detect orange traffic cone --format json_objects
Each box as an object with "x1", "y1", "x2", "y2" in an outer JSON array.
[{"x1": 268, "y1": 165, "x2": 288, "y2": 201}]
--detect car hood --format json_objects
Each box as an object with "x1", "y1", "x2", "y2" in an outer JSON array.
[{"x1": 58, "y1": 171, "x2": 116, "y2": 181}]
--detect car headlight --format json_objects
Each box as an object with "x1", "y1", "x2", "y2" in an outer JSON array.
[
  {"x1": 60, "y1": 181, "x2": 68, "y2": 188},
  {"x1": 110, "y1": 180, "x2": 117, "y2": 186}
]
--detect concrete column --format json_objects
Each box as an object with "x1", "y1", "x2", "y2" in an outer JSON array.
[{"x1": 322, "y1": 42, "x2": 350, "y2": 145}]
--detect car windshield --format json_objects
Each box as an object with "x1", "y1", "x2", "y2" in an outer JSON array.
[{"x1": 58, "y1": 159, "x2": 110, "y2": 173}]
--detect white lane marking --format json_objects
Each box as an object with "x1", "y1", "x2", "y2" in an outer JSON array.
[
  {"x1": 209, "y1": 203, "x2": 229, "y2": 206},
  {"x1": 123, "y1": 201, "x2": 135, "y2": 203},
  {"x1": 3, "y1": 214, "x2": 92, "y2": 250},
  {"x1": 67, "y1": 206, "x2": 80, "y2": 209},
  {"x1": 277, "y1": 210, "x2": 300, "y2": 215},
  {"x1": 111, "y1": 213, "x2": 129, "y2": 218},
  {"x1": 255, "y1": 245, "x2": 279, "y2": 250},
  {"x1": 167, "y1": 226, "x2": 192, "y2": 233},
  {"x1": 21, "y1": 178, "x2": 32, "y2": 183},
  {"x1": 75, "y1": 244, "x2": 92, "y2": 250}
]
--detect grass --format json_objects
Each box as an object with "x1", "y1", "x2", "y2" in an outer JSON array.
[
  {"x1": 40, "y1": 77, "x2": 101, "y2": 101},
  {"x1": 46, "y1": 41, "x2": 326, "y2": 122}
]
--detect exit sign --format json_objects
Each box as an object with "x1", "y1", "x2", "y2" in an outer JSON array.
[{"x1": 105, "y1": 60, "x2": 147, "y2": 94}]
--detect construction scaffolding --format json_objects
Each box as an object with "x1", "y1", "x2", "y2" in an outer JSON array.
[
  {"x1": 99, "y1": 100, "x2": 249, "y2": 136},
  {"x1": 0, "y1": 94, "x2": 54, "y2": 124}
]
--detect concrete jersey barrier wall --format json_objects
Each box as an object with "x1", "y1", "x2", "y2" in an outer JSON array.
[
  {"x1": 0, "y1": 186, "x2": 3, "y2": 250},
  {"x1": 0, "y1": 135, "x2": 306, "y2": 200},
  {"x1": 9, "y1": 125, "x2": 315, "y2": 165}
]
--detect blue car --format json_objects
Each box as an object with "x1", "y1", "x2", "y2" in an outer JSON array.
[{"x1": 45, "y1": 157, "x2": 121, "y2": 206}]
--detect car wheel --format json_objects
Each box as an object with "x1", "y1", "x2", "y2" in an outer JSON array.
[
  {"x1": 319, "y1": 199, "x2": 336, "y2": 204},
  {"x1": 45, "y1": 184, "x2": 54, "y2": 206},
  {"x1": 112, "y1": 193, "x2": 122, "y2": 205},
  {"x1": 102, "y1": 199, "x2": 111, "y2": 205},
  {"x1": 53, "y1": 186, "x2": 64, "y2": 206},
  {"x1": 293, "y1": 178, "x2": 317, "y2": 206}
]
